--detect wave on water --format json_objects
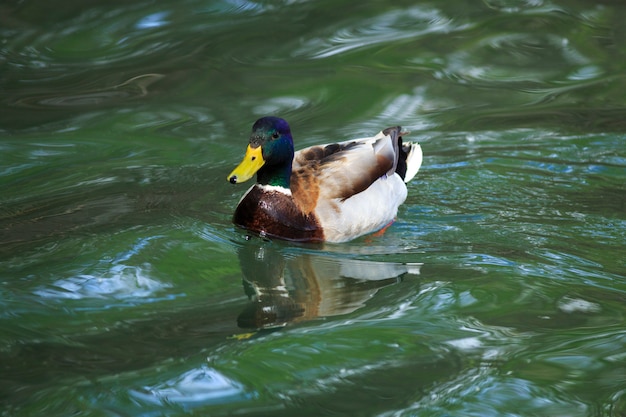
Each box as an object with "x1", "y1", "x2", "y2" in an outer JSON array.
[
  {"x1": 33, "y1": 236, "x2": 175, "y2": 307},
  {"x1": 130, "y1": 365, "x2": 251, "y2": 408},
  {"x1": 296, "y1": 6, "x2": 464, "y2": 59}
]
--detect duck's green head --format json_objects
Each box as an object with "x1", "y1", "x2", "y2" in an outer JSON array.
[{"x1": 227, "y1": 117, "x2": 294, "y2": 188}]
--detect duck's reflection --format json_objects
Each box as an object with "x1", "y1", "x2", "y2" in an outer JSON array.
[{"x1": 236, "y1": 240, "x2": 422, "y2": 329}]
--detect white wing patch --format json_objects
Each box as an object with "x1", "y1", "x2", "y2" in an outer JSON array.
[{"x1": 315, "y1": 173, "x2": 408, "y2": 243}]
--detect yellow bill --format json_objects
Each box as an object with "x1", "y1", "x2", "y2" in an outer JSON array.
[{"x1": 227, "y1": 145, "x2": 265, "y2": 184}]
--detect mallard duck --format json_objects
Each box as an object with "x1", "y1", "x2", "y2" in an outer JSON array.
[{"x1": 227, "y1": 116, "x2": 423, "y2": 243}]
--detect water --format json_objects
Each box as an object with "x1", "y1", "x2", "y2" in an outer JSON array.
[{"x1": 1, "y1": 0, "x2": 625, "y2": 416}]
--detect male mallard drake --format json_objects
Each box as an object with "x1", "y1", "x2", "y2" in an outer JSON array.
[{"x1": 227, "y1": 116, "x2": 422, "y2": 243}]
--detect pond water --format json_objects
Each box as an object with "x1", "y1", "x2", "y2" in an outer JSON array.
[{"x1": 1, "y1": 0, "x2": 625, "y2": 416}]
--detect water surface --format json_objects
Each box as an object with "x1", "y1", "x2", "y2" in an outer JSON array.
[{"x1": 1, "y1": 0, "x2": 625, "y2": 416}]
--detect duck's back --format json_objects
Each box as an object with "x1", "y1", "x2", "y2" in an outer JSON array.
[{"x1": 290, "y1": 126, "x2": 422, "y2": 243}]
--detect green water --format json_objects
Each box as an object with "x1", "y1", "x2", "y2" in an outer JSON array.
[{"x1": 1, "y1": 0, "x2": 625, "y2": 416}]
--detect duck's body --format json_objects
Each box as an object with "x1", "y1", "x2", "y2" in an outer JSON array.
[{"x1": 227, "y1": 117, "x2": 422, "y2": 243}]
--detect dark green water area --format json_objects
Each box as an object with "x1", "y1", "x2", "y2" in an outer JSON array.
[{"x1": 1, "y1": 0, "x2": 625, "y2": 416}]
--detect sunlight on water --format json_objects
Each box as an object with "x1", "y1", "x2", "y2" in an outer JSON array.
[
  {"x1": 32, "y1": 237, "x2": 175, "y2": 307},
  {"x1": 297, "y1": 6, "x2": 464, "y2": 59},
  {"x1": 252, "y1": 96, "x2": 312, "y2": 116},
  {"x1": 131, "y1": 365, "x2": 251, "y2": 408},
  {"x1": 399, "y1": 369, "x2": 591, "y2": 417},
  {"x1": 33, "y1": 265, "x2": 170, "y2": 302}
]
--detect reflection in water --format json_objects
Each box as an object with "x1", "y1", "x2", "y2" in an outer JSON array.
[{"x1": 236, "y1": 240, "x2": 422, "y2": 329}]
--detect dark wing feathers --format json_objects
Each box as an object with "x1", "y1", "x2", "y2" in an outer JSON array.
[{"x1": 296, "y1": 141, "x2": 360, "y2": 164}]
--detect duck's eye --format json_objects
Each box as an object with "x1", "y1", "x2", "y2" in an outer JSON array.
[{"x1": 271, "y1": 132, "x2": 279, "y2": 139}]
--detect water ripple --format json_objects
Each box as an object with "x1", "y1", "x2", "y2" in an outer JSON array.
[
  {"x1": 430, "y1": 33, "x2": 593, "y2": 87},
  {"x1": 135, "y1": 11, "x2": 170, "y2": 29},
  {"x1": 389, "y1": 367, "x2": 590, "y2": 417},
  {"x1": 9, "y1": 73, "x2": 165, "y2": 110},
  {"x1": 296, "y1": 6, "x2": 466, "y2": 59}
]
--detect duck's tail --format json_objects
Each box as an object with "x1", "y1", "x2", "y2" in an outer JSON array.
[
  {"x1": 383, "y1": 126, "x2": 422, "y2": 183},
  {"x1": 401, "y1": 140, "x2": 422, "y2": 183}
]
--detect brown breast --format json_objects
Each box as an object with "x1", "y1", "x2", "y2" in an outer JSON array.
[{"x1": 233, "y1": 186, "x2": 324, "y2": 242}]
